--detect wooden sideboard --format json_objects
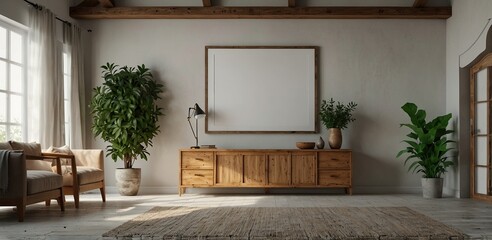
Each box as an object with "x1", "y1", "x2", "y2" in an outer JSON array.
[{"x1": 179, "y1": 149, "x2": 352, "y2": 195}]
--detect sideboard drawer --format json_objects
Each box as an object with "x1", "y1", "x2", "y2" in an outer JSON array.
[
  {"x1": 318, "y1": 170, "x2": 350, "y2": 186},
  {"x1": 181, "y1": 170, "x2": 213, "y2": 185},
  {"x1": 318, "y1": 152, "x2": 350, "y2": 169},
  {"x1": 182, "y1": 152, "x2": 213, "y2": 169}
]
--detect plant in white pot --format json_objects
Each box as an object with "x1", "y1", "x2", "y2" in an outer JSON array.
[
  {"x1": 319, "y1": 98, "x2": 357, "y2": 149},
  {"x1": 397, "y1": 102, "x2": 454, "y2": 198},
  {"x1": 90, "y1": 63, "x2": 164, "y2": 196}
]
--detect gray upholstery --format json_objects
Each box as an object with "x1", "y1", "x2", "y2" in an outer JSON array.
[
  {"x1": 27, "y1": 170, "x2": 63, "y2": 195},
  {"x1": 0, "y1": 144, "x2": 65, "y2": 222},
  {"x1": 0, "y1": 142, "x2": 13, "y2": 150},
  {"x1": 0, "y1": 152, "x2": 26, "y2": 199}
]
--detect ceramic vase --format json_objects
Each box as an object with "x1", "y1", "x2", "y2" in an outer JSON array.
[
  {"x1": 115, "y1": 168, "x2": 141, "y2": 196},
  {"x1": 328, "y1": 128, "x2": 342, "y2": 149},
  {"x1": 316, "y1": 136, "x2": 325, "y2": 149}
]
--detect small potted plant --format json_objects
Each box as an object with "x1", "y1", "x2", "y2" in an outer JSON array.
[
  {"x1": 397, "y1": 102, "x2": 454, "y2": 198},
  {"x1": 319, "y1": 98, "x2": 357, "y2": 149},
  {"x1": 90, "y1": 63, "x2": 164, "y2": 196}
]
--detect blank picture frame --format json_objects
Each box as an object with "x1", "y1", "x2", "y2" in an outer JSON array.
[{"x1": 205, "y1": 46, "x2": 319, "y2": 133}]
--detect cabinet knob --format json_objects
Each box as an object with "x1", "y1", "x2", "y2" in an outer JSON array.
[
  {"x1": 194, "y1": 174, "x2": 205, "y2": 177},
  {"x1": 195, "y1": 158, "x2": 204, "y2": 161}
]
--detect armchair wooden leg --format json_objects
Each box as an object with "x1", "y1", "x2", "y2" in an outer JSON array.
[
  {"x1": 16, "y1": 204, "x2": 25, "y2": 222},
  {"x1": 57, "y1": 189, "x2": 65, "y2": 212},
  {"x1": 45, "y1": 200, "x2": 51, "y2": 206},
  {"x1": 73, "y1": 194, "x2": 79, "y2": 208},
  {"x1": 100, "y1": 186, "x2": 106, "y2": 202}
]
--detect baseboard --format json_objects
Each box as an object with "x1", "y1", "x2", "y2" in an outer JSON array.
[
  {"x1": 103, "y1": 186, "x2": 178, "y2": 195},
  {"x1": 353, "y1": 186, "x2": 421, "y2": 194},
  {"x1": 101, "y1": 185, "x2": 422, "y2": 195}
]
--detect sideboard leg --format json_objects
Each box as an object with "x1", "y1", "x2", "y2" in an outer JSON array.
[
  {"x1": 179, "y1": 187, "x2": 185, "y2": 196},
  {"x1": 346, "y1": 187, "x2": 352, "y2": 195}
]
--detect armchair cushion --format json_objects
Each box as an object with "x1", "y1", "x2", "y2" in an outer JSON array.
[
  {"x1": 9, "y1": 141, "x2": 51, "y2": 171},
  {"x1": 62, "y1": 167, "x2": 104, "y2": 186},
  {"x1": 26, "y1": 170, "x2": 63, "y2": 195},
  {"x1": 9, "y1": 141, "x2": 42, "y2": 156},
  {"x1": 0, "y1": 142, "x2": 13, "y2": 150}
]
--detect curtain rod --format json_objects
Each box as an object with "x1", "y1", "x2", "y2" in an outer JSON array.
[{"x1": 23, "y1": 0, "x2": 92, "y2": 32}]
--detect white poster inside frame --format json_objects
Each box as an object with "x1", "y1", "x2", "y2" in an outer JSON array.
[{"x1": 206, "y1": 46, "x2": 319, "y2": 133}]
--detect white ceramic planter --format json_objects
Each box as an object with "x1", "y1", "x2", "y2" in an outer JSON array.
[
  {"x1": 421, "y1": 178, "x2": 443, "y2": 198},
  {"x1": 115, "y1": 168, "x2": 141, "y2": 196}
]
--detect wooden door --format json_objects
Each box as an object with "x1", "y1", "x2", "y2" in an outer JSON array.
[
  {"x1": 292, "y1": 152, "x2": 316, "y2": 185},
  {"x1": 215, "y1": 153, "x2": 242, "y2": 185},
  {"x1": 243, "y1": 154, "x2": 266, "y2": 186},
  {"x1": 471, "y1": 53, "x2": 492, "y2": 201},
  {"x1": 267, "y1": 153, "x2": 291, "y2": 186}
]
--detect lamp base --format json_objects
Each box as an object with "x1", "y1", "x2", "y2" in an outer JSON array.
[{"x1": 190, "y1": 146, "x2": 200, "y2": 149}]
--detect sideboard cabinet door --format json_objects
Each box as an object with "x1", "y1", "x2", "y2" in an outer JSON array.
[
  {"x1": 292, "y1": 152, "x2": 316, "y2": 186},
  {"x1": 215, "y1": 153, "x2": 243, "y2": 186},
  {"x1": 267, "y1": 153, "x2": 291, "y2": 186}
]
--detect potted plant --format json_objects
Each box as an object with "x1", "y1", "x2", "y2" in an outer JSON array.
[
  {"x1": 90, "y1": 63, "x2": 164, "y2": 196},
  {"x1": 319, "y1": 98, "x2": 357, "y2": 149},
  {"x1": 397, "y1": 102, "x2": 454, "y2": 198}
]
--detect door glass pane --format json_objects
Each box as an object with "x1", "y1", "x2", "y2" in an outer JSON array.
[
  {"x1": 476, "y1": 167, "x2": 488, "y2": 194},
  {"x1": 0, "y1": 92, "x2": 6, "y2": 122},
  {"x1": 0, "y1": 125, "x2": 6, "y2": 141},
  {"x1": 9, "y1": 125, "x2": 21, "y2": 141},
  {"x1": 476, "y1": 68, "x2": 488, "y2": 101},
  {"x1": 476, "y1": 102, "x2": 488, "y2": 134},
  {"x1": 0, "y1": 26, "x2": 6, "y2": 59},
  {"x1": 10, "y1": 31, "x2": 22, "y2": 63},
  {"x1": 477, "y1": 136, "x2": 488, "y2": 165},
  {"x1": 10, "y1": 94, "x2": 21, "y2": 124},
  {"x1": 9, "y1": 64, "x2": 21, "y2": 93},
  {"x1": 0, "y1": 60, "x2": 6, "y2": 90}
]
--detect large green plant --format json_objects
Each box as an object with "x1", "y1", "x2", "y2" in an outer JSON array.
[
  {"x1": 90, "y1": 63, "x2": 164, "y2": 168},
  {"x1": 397, "y1": 102, "x2": 454, "y2": 178},
  {"x1": 319, "y1": 98, "x2": 357, "y2": 129}
]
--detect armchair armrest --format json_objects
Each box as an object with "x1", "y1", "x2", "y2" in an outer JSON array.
[{"x1": 40, "y1": 152, "x2": 77, "y2": 186}]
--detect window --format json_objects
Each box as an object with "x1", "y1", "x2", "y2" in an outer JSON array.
[
  {"x1": 63, "y1": 50, "x2": 71, "y2": 146},
  {"x1": 0, "y1": 18, "x2": 27, "y2": 142}
]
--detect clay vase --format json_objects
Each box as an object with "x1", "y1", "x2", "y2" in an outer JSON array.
[
  {"x1": 316, "y1": 136, "x2": 325, "y2": 149},
  {"x1": 328, "y1": 128, "x2": 342, "y2": 149},
  {"x1": 115, "y1": 168, "x2": 141, "y2": 196}
]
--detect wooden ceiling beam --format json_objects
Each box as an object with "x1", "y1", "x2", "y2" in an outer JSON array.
[
  {"x1": 288, "y1": 0, "x2": 296, "y2": 8},
  {"x1": 413, "y1": 0, "x2": 428, "y2": 8},
  {"x1": 69, "y1": 6, "x2": 451, "y2": 19},
  {"x1": 203, "y1": 0, "x2": 212, "y2": 7}
]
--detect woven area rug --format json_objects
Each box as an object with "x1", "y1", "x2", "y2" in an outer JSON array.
[{"x1": 103, "y1": 207, "x2": 465, "y2": 239}]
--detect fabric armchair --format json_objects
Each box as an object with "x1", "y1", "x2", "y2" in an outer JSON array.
[
  {"x1": 0, "y1": 150, "x2": 65, "y2": 222},
  {"x1": 42, "y1": 149, "x2": 105, "y2": 208}
]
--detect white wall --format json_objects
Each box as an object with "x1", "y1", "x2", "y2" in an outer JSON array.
[
  {"x1": 0, "y1": 0, "x2": 73, "y2": 27},
  {"x1": 86, "y1": 19, "x2": 446, "y2": 194},
  {"x1": 445, "y1": 0, "x2": 492, "y2": 198}
]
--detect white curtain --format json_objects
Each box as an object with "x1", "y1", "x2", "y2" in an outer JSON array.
[
  {"x1": 27, "y1": 6, "x2": 65, "y2": 148},
  {"x1": 63, "y1": 24, "x2": 86, "y2": 148}
]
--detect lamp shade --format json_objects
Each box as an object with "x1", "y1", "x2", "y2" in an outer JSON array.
[{"x1": 194, "y1": 103, "x2": 206, "y2": 119}]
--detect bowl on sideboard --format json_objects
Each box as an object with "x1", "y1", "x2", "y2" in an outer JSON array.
[{"x1": 296, "y1": 142, "x2": 316, "y2": 149}]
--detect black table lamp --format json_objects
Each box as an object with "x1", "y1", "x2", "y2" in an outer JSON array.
[{"x1": 187, "y1": 103, "x2": 206, "y2": 149}]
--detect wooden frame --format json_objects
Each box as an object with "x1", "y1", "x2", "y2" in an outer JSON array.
[
  {"x1": 470, "y1": 53, "x2": 492, "y2": 202},
  {"x1": 205, "y1": 46, "x2": 319, "y2": 134}
]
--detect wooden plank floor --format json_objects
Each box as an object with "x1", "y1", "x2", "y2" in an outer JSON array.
[{"x1": 0, "y1": 193, "x2": 491, "y2": 239}]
